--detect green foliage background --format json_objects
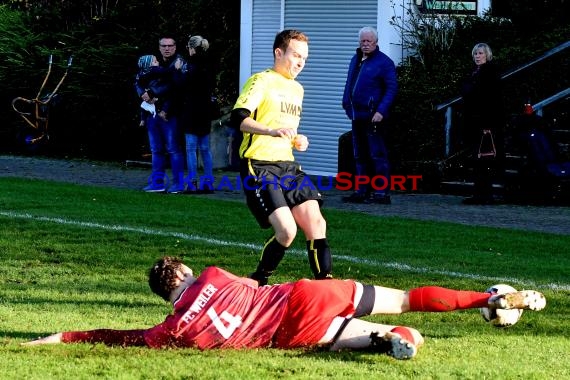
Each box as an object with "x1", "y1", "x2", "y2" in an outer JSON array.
[
  {"x1": 0, "y1": 0, "x2": 240, "y2": 160},
  {"x1": 0, "y1": 1, "x2": 568, "y2": 168}
]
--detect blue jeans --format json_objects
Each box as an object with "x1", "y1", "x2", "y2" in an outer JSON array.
[
  {"x1": 185, "y1": 133, "x2": 213, "y2": 185},
  {"x1": 351, "y1": 120, "x2": 390, "y2": 196},
  {"x1": 146, "y1": 115, "x2": 184, "y2": 186}
]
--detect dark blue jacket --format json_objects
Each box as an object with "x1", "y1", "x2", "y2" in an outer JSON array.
[
  {"x1": 342, "y1": 46, "x2": 398, "y2": 121},
  {"x1": 135, "y1": 66, "x2": 174, "y2": 113},
  {"x1": 135, "y1": 53, "x2": 186, "y2": 116}
]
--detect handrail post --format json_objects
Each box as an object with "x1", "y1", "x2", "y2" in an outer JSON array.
[{"x1": 444, "y1": 106, "x2": 452, "y2": 157}]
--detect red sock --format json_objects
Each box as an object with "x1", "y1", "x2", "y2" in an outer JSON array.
[
  {"x1": 408, "y1": 286, "x2": 490, "y2": 312},
  {"x1": 391, "y1": 326, "x2": 416, "y2": 345}
]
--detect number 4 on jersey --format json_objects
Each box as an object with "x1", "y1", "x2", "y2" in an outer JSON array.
[{"x1": 207, "y1": 307, "x2": 243, "y2": 339}]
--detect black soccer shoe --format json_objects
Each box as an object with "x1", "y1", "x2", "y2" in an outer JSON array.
[{"x1": 369, "y1": 331, "x2": 417, "y2": 360}]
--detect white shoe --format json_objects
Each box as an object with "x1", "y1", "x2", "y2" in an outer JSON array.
[
  {"x1": 370, "y1": 331, "x2": 417, "y2": 360},
  {"x1": 489, "y1": 290, "x2": 546, "y2": 311}
]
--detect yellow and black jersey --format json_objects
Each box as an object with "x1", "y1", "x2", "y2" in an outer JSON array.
[{"x1": 234, "y1": 69, "x2": 304, "y2": 161}]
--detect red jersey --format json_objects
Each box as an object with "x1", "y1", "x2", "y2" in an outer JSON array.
[
  {"x1": 62, "y1": 267, "x2": 361, "y2": 349},
  {"x1": 143, "y1": 267, "x2": 292, "y2": 348}
]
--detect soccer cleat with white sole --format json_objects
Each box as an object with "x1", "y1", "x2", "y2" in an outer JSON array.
[
  {"x1": 370, "y1": 331, "x2": 417, "y2": 360},
  {"x1": 489, "y1": 290, "x2": 546, "y2": 311}
]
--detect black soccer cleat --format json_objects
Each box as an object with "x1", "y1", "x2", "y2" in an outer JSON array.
[{"x1": 369, "y1": 331, "x2": 417, "y2": 360}]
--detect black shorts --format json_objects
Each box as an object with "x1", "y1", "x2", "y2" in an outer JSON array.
[{"x1": 240, "y1": 159, "x2": 323, "y2": 228}]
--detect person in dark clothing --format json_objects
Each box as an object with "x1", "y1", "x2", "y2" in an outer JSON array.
[
  {"x1": 135, "y1": 36, "x2": 186, "y2": 194},
  {"x1": 179, "y1": 35, "x2": 216, "y2": 193},
  {"x1": 460, "y1": 43, "x2": 505, "y2": 205},
  {"x1": 342, "y1": 26, "x2": 398, "y2": 205}
]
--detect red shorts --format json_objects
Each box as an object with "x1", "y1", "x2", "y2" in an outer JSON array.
[{"x1": 273, "y1": 279, "x2": 362, "y2": 348}]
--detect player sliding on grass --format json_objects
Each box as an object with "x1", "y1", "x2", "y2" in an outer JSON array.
[{"x1": 24, "y1": 256, "x2": 546, "y2": 360}]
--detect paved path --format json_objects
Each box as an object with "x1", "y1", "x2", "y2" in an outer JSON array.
[{"x1": 1, "y1": 155, "x2": 569, "y2": 235}]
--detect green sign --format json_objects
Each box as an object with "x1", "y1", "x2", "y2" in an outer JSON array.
[{"x1": 416, "y1": 0, "x2": 477, "y2": 14}]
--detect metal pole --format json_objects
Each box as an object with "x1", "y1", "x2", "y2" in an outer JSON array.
[{"x1": 445, "y1": 106, "x2": 452, "y2": 157}]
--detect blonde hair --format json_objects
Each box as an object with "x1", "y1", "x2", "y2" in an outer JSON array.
[
  {"x1": 187, "y1": 35, "x2": 210, "y2": 51},
  {"x1": 472, "y1": 43, "x2": 493, "y2": 62}
]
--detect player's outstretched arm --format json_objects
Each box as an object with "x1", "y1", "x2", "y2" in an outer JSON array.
[
  {"x1": 22, "y1": 333, "x2": 63, "y2": 345},
  {"x1": 22, "y1": 329, "x2": 148, "y2": 347}
]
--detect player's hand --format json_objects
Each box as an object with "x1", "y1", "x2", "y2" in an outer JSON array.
[
  {"x1": 293, "y1": 134, "x2": 309, "y2": 151},
  {"x1": 22, "y1": 333, "x2": 63, "y2": 346},
  {"x1": 273, "y1": 128, "x2": 297, "y2": 140},
  {"x1": 158, "y1": 110, "x2": 168, "y2": 121}
]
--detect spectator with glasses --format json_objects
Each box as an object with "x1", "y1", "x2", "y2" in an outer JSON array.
[{"x1": 136, "y1": 36, "x2": 186, "y2": 193}]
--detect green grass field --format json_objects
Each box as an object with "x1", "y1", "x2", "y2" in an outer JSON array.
[{"x1": 1, "y1": 177, "x2": 569, "y2": 379}]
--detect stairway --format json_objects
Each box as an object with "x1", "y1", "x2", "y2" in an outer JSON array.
[{"x1": 440, "y1": 101, "x2": 570, "y2": 204}]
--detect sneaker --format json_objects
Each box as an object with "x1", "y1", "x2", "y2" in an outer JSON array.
[
  {"x1": 369, "y1": 331, "x2": 417, "y2": 360},
  {"x1": 489, "y1": 290, "x2": 546, "y2": 311},
  {"x1": 201, "y1": 184, "x2": 215, "y2": 194},
  {"x1": 184, "y1": 180, "x2": 199, "y2": 194},
  {"x1": 342, "y1": 192, "x2": 368, "y2": 203},
  {"x1": 143, "y1": 183, "x2": 166, "y2": 193},
  {"x1": 168, "y1": 183, "x2": 184, "y2": 194}
]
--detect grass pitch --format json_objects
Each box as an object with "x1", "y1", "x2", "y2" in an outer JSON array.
[{"x1": 0, "y1": 177, "x2": 569, "y2": 379}]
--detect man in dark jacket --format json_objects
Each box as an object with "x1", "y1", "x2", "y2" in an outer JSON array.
[
  {"x1": 136, "y1": 36, "x2": 186, "y2": 194},
  {"x1": 342, "y1": 26, "x2": 398, "y2": 204}
]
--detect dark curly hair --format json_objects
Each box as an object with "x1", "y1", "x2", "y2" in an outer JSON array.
[{"x1": 148, "y1": 256, "x2": 185, "y2": 301}]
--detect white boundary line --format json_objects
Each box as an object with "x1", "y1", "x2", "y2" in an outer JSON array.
[{"x1": 2, "y1": 210, "x2": 569, "y2": 291}]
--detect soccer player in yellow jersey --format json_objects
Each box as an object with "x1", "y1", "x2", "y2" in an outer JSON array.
[{"x1": 230, "y1": 30, "x2": 332, "y2": 285}]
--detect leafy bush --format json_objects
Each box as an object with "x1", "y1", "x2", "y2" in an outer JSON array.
[{"x1": 0, "y1": 1, "x2": 239, "y2": 159}]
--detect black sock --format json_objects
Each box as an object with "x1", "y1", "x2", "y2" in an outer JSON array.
[
  {"x1": 307, "y1": 238, "x2": 332, "y2": 279},
  {"x1": 251, "y1": 236, "x2": 287, "y2": 282}
]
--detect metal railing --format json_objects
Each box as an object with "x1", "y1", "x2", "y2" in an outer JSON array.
[
  {"x1": 532, "y1": 87, "x2": 570, "y2": 117},
  {"x1": 436, "y1": 40, "x2": 570, "y2": 156}
]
